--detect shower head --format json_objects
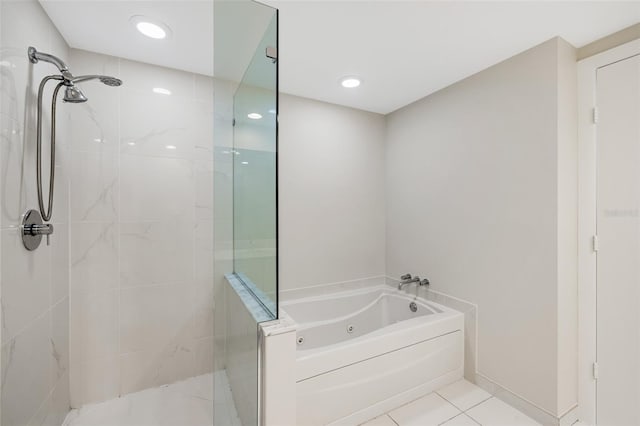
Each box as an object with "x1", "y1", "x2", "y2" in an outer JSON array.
[
  {"x1": 63, "y1": 85, "x2": 88, "y2": 103},
  {"x1": 99, "y1": 76, "x2": 123, "y2": 87}
]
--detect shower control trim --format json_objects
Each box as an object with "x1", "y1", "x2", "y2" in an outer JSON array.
[{"x1": 21, "y1": 209, "x2": 54, "y2": 251}]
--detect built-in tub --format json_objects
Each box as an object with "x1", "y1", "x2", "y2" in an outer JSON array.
[{"x1": 282, "y1": 285, "x2": 464, "y2": 426}]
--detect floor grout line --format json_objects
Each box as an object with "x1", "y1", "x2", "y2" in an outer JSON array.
[
  {"x1": 438, "y1": 410, "x2": 465, "y2": 425},
  {"x1": 358, "y1": 380, "x2": 542, "y2": 426},
  {"x1": 387, "y1": 413, "x2": 400, "y2": 425},
  {"x1": 462, "y1": 395, "x2": 494, "y2": 413}
]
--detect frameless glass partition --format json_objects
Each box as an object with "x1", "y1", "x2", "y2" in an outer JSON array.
[
  {"x1": 213, "y1": 1, "x2": 277, "y2": 425},
  {"x1": 232, "y1": 14, "x2": 278, "y2": 315}
]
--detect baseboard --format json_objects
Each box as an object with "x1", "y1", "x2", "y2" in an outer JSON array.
[{"x1": 476, "y1": 373, "x2": 578, "y2": 426}]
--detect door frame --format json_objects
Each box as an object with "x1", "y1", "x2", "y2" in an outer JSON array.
[{"x1": 578, "y1": 38, "x2": 640, "y2": 425}]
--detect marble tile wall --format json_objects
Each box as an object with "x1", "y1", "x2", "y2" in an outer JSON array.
[
  {"x1": 67, "y1": 49, "x2": 214, "y2": 408},
  {"x1": 0, "y1": 1, "x2": 71, "y2": 424}
]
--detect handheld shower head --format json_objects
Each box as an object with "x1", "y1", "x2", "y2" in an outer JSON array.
[
  {"x1": 72, "y1": 75, "x2": 122, "y2": 86},
  {"x1": 61, "y1": 75, "x2": 122, "y2": 103},
  {"x1": 99, "y1": 76, "x2": 123, "y2": 87}
]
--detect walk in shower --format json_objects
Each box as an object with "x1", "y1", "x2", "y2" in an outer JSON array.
[
  {"x1": 0, "y1": 0, "x2": 277, "y2": 424},
  {"x1": 0, "y1": 0, "x2": 280, "y2": 424}
]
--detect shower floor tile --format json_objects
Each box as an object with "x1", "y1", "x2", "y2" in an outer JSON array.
[{"x1": 62, "y1": 374, "x2": 214, "y2": 426}]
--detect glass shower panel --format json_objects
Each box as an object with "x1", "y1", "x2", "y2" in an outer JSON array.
[
  {"x1": 213, "y1": 1, "x2": 277, "y2": 426},
  {"x1": 233, "y1": 14, "x2": 278, "y2": 315}
]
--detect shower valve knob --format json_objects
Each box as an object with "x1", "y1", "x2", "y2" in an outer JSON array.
[{"x1": 21, "y1": 210, "x2": 53, "y2": 250}]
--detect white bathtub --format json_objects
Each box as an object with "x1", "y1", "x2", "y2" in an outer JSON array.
[{"x1": 282, "y1": 285, "x2": 464, "y2": 426}]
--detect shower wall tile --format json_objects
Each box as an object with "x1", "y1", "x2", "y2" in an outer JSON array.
[
  {"x1": 1, "y1": 1, "x2": 72, "y2": 423},
  {"x1": 0, "y1": 227, "x2": 51, "y2": 343},
  {"x1": 194, "y1": 337, "x2": 214, "y2": 376},
  {"x1": 1, "y1": 312, "x2": 51, "y2": 426},
  {"x1": 195, "y1": 160, "x2": 214, "y2": 221},
  {"x1": 70, "y1": 355, "x2": 119, "y2": 408},
  {"x1": 69, "y1": 49, "x2": 120, "y2": 151},
  {"x1": 0, "y1": 114, "x2": 36, "y2": 228},
  {"x1": 70, "y1": 289, "x2": 118, "y2": 363},
  {"x1": 68, "y1": 49, "x2": 215, "y2": 407},
  {"x1": 29, "y1": 370, "x2": 70, "y2": 426},
  {"x1": 119, "y1": 155, "x2": 194, "y2": 222},
  {"x1": 51, "y1": 162, "x2": 71, "y2": 224},
  {"x1": 119, "y1": 282, "x2": 194, "y2": 354},
  {"x1": 0, "y1": 0, "x2": 56, "y2": 124},
  {"x1": 195, "y1": 220, "x2": 214, "y2": 281},
  {"x1": 194, "y1": 74, "x2": 214, "y2": 102},
  {"x1": 192, "y1": 278, "x2": 215, "y2": 340},
  {"x1": 192, "y1": 100, "x2": 215, "y2": 155},
  {"x1": 119, "y1": 221, "x2": 194, "y2": 287},
  {"x1": 120, "y1": 93, "x2": 195, "y2": 160},
  {"x1": 51, "y1": 298, "x2": 70, "y2": 385},
  {"x1": 70, "y1": 222, "x2": 118, "y2": 294},
  {"x1": 70, "y1": 49, "x2": 120, "y2": 78},
  {"x1": 68, "y1": 288, "x2": 119, "y2": 405},
  {"x1": 70, "y1": 89, "x2": 119, "y2": 153},
  {"x1": 119, "y1": 341, "x2": 196, "y2": 395},
  {"x1": 69, "y1": 151, "x2": 118, "y2": 222},
  {"x1": 51, "y1": 222, "x2": 69, "y2": 305},
  {"x1": 119, "y1": 58, "x2": 194, "y2": 99}
]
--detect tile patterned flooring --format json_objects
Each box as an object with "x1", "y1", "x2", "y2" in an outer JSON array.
[
  {"x1": 61, "y1": 375, "x2": 540, "y2": 426},
  {"x1": 361, "y1": 380, "x2": 541, "y2": 426}
]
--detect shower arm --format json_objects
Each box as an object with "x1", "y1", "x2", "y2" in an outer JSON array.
[
  {"x1": 28, "y1": 46, "x2": 73, "y2": 81},
  {"x1": 35, "y1": 75, "x2": 65, "y2": 222}
]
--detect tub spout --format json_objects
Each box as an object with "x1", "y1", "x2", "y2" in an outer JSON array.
[
  {"x1": 398, "y1": 274, "x2": 430, "y2": 290},
  {"x1": 398, "y1": 274, "x2": 420, "y2": 290}
]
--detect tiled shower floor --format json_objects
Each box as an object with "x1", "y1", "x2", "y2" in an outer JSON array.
[{"x1": 61, "y1": 373, "x2": 233, "y2": 426}]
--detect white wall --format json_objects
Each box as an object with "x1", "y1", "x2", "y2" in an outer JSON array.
[
  {"x1": 279, "y1": 94, "x2": 386, "y2": 290},
  {"x1": 385, "y1": 38, "x2": 577, "y2": 417},
  {"x1": 0, "y1": 1, "x2": 71, "y2": 424},
  {"x1": 67, "y1": 49, "x2": 214, "y2": 407},
  {"x1": 556, "y1": 39, "x2": 578, "y2": 416}
]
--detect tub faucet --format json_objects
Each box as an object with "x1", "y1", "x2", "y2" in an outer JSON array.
[{"x1": 398, "y1": 273, "x2": 429, "y2": 290}]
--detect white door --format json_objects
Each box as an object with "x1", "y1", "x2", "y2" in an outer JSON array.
[{"x1": 596, "y1": 54, "x2": 640, "y2": 426}]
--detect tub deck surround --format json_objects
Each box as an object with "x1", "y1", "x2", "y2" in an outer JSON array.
[{"x1": 282, "y1": 284, "x2": 465, "y2": 425}]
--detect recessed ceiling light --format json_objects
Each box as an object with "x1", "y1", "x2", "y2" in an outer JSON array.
[
  {"x1": 247, "y1": 113, "x2": 262, "y2": 120},
  {"x1": 153, "y1": 87, "x2": 171, "y2": 95},
  {"x1": 93, "y1": 138, "x2": 102, "y2": 143},
  {"x1": 127, "y1": 142, "x2": 136, "y2": 146},
  {"x1": 166, "y1": 145, "x2": 177, "y2": 150},
  {"x1": 130, "y1": 16, "x2": 171, "y2": 40},
  {"x1": 340, "y1": 76, "x2": 361, "y2": 88}
]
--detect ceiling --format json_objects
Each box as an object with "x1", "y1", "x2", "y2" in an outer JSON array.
[
  {"x1": 41, "y1": 1, "x2": 640, "y2": 114},
  {"x1": 39, "y1": 1, "x2": 214, "y2": 76}
]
